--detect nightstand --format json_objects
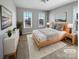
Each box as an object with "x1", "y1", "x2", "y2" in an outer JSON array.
[
  {"x1": 65, "y1": 33, "x2": 77, "y2": 44},
  {"x1": 66, "y1": 23, "x2": 73, "y2": 34}
]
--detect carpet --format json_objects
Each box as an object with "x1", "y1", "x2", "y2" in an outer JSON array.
[{"x1": 27, "y1": 34, "x2": 67, "y2": 59}]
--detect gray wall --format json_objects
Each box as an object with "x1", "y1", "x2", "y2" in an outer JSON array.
[
  {"x1": 0, "y1": 0, "x2": 16, "y2": 33},
  {"x1": 0, "y1": 0, "x2": 16, "y2": 58},
  {"x1": 16, "y1": 1, "x2": 78, "y2": 34},
  {"x1": 49, "y1": 2, "x2": 77, "y2": 23},
  {"x1": 16, "y1": 7, "x2": 47, "y2": 34}
]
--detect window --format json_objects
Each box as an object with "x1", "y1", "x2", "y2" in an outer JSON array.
[
  {"x1": 24, "y1": 11, "x2": 32, "y2": 28},
  {"x1": 38, "y1": 12, "x2": 45, "y2": 27}
]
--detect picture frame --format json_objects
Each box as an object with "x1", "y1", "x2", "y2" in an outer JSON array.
[
  {"x1": 55, "y1": 12, "x2": 67, "y2": 22},
  {"x1": 0, "y1": 5, "x2": 12, "y2": 30}
]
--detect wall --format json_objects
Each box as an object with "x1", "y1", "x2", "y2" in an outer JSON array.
[
  {"x1": 72, "y1": 4, "x2": 78, "y2": 33},
  {"x1": 49, "y1": 1, "x2": 77, "y2": 23},
  {"x1": 16, "y1": 7, "x2": 47, "y2": 34},
  {"x1": 0, "y1": 0, "x2": 16, "y2": 33},
  {"x1": 0, "y1": 0, "x2": 16, "y2": 58}
]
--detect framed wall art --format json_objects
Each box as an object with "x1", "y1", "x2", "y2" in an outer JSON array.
[
  {"x1": 0, "y1": 5, "x2": 12, "y2": 30},
  {"x1": 55, "y1": 12, "x2": 67, "y2": 22}
]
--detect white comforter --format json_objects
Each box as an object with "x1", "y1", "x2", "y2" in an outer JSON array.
[{"x1": 33, "y1": 28, "x2": 66, "y2": 41}]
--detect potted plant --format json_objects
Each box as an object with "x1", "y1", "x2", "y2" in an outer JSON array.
[
  {"x1": 17, "y1": 22, "x2": 23, "y2": 36},
  {"x1": 7, "y1": 30, "x2": 12, "y2": 37}
]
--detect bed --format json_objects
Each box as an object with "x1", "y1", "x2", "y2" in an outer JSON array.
[
  {"x1": 32, "y1": 22, "x2": 68, "y2": 48},
  {"x1": 32, "y1": 28, "x2": 67, "y2": 48}
]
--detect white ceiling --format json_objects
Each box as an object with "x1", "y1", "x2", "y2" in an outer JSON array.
[{"x1": 14, "y1": 0, "x2": 77, "y2": 10}]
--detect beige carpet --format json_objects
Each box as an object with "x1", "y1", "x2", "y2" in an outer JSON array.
[
  {"x1": 42, "y1": 46, "x2": 77, "y2": 59},
  {"x1": 27, "y1": 34, "x2": 67, "y2": 59},
  {"x1": 16, "y1": 35, "x2": 77, "y2": 59}
]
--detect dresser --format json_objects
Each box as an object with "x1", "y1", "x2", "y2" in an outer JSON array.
[{"x1": 3, "y1": 29, "x2": 19, "y2": 59}]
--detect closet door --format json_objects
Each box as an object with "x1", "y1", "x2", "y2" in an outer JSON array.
[{"x1": 0, "y1": 36, "x2": 3, "y2": 59}]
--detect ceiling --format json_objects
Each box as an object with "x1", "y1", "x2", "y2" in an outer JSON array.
[{"x1": 14, "y1": 0, "x2": 77, "y2": 10}]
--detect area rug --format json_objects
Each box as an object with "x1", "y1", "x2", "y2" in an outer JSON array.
[{"x1": 27, "y1": 34, "x2": 67, "y2": 59}]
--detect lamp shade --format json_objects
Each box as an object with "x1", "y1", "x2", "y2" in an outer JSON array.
[
  {"x1": 68, "y1": 23, "x2": 73, "y2": 28},
  {"x1": 47, "y1": 22, "x2": 50, "y2": 25}
]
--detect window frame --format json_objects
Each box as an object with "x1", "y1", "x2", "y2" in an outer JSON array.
[
  {"x1": 38, "y1": 12, "x2": 45, "y2": 27},
  {"x1": 23, "y1": 11, "x2": 32, "y2": 28}
]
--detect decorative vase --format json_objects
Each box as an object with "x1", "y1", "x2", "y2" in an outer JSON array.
[{"x1": 7, "y1": 30, "x2": 12, "y2": 37}]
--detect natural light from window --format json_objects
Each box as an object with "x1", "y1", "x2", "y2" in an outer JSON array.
[{"x1": 24, "y1": 11, "x2": 32, "y2": 28}]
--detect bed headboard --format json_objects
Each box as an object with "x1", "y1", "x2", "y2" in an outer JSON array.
[
  {"x1": 50, "y1": 22, "x2": 68, "y2": 31},
  {"x1": 56, "y1": 22, "x2": 68, "y2": 31}
]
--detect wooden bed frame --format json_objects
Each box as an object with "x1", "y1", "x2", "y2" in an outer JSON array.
[
  {"x1": 32, "y1": 22, "x2": 68, "y2": 48},
  {"x1": 32, "y1": 33, "x2": 67, "y2": 48}
]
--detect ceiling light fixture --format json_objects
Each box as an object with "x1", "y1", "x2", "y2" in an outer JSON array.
[{"x1": 41, "y1": 0, "x2": 49, "y2": 3}]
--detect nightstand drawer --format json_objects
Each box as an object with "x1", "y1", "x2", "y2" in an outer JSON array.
[{"x1": 65, "y1": 33, "x2": 77, "y2": 44}]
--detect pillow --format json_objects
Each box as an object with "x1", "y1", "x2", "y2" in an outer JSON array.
[
  {"x1": 54, "y1": 23, "x2": 65, "y2": 31},
  {"x1": 50, "y1": 22, "x2": 55, "y2": 29}
]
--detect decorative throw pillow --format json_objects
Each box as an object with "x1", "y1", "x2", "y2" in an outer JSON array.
[
  {"x1": 50, "y1": 22, "x2": 55, "y2": 29},
  {"x1": 55, "y1": 23, "x2": 65, "y2": 31}
]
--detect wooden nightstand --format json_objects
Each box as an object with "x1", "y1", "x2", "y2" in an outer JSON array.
[
  {"x1": 65, "y1": 33, "x2": 77, "y2": 44},
  {"x1": 65, "y1": 23, "x2": 73, "y2": 34}
]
